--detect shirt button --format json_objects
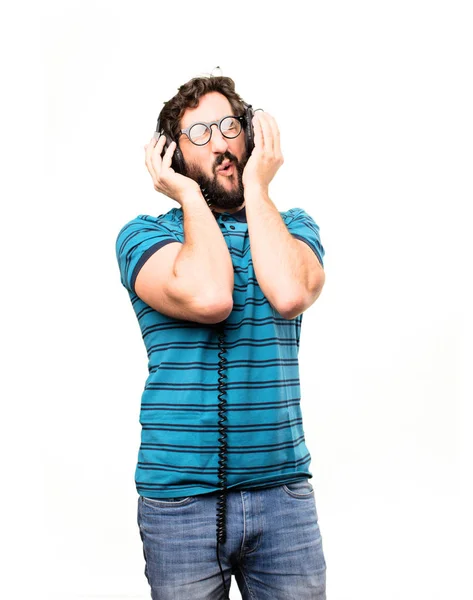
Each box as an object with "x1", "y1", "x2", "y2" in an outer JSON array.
[
  {"x1": 229, "y1": 225, "x2": 235, "y2": 230},
  {"x1": 222, "y1": 216, "x2": 228, "y2": 221}
]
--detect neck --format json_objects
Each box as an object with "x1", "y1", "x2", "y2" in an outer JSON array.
[{"x1": 211, "y1": 201, "x2": 246, "y2": 215}]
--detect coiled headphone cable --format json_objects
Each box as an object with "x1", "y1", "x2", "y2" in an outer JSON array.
[
  {"x1": 215, "y1": 319, "x2": 230, "y2": 599},
  {"x1": 201, "y1": 184, "x2": 230, "y2": 599}
]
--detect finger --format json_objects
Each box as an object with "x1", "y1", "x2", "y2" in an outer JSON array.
[
  {"x1": 149, "y1": 135, "x2": 167, "y2": 179},
  {"x1": 252, "y1": 113, "x2": 264, "y2": 151},
  {"x1": 145, "y1": 135, "x2": 159, "y2": 179},
  {"x1": 265, "y1": 113, "x2": 281, "y2": 156},
  {"x1": 256, "y1": 112, "x2": 273, "y2": 154},
  {"x1": 144, "y1": 133, "x2": 159, "y2": 151},
  {"x1": 161, "y1": 140, "x2": 176, "y2": 171},
  {"x1": 145, "y1": 134, "x2": 161, "y2": 165},
  {"x1": 144, "y1": 134, "x2": 156, "y2": 156}
]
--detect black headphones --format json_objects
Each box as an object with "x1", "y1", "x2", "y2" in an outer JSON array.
[{"x1": 153, "y1": 100, "x2": 258, "y2": 177}]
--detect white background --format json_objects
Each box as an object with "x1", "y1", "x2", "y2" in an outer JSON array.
[{"x1": 1, "y1": 1, "x2": 471, "y2": 598}]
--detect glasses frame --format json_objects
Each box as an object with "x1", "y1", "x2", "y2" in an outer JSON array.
[{"x1": 178, "y1": 114, "x2": 246, "y2": 146}]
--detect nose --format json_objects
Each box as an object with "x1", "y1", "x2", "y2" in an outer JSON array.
[{"x1": 209, "y1": 124, "x2": 229, "y2": 153}]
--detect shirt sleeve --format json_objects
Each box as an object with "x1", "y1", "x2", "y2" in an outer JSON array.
[
  {"x1": 115, "y1": 216, "x2": 181, "y2": 294},
  {"x1": 285, "y1": 208, "x2": 325, "y2": 268}
]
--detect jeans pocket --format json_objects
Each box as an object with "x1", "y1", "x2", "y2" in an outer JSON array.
[
  {"x1": 282, "y1": 479, "x2": 314, "y2": 498},
  {"x1": 141, "y1": 494, "x2": 194, "y2": 507}
]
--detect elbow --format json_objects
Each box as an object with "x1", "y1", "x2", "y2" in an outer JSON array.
[
  {"x1": 196, "y1": 292, "x2": 234, "y2": 324},
  {"x1": 278, "y1": 278, "x2": 325, "y2": 320},
  {"x1": 278, "y1": 297, "x2": 305, "y2": 320}
]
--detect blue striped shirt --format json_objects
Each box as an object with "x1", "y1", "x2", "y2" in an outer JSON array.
[{"x1": 115, "y1": 204, "x2": 325, "y2": 499}]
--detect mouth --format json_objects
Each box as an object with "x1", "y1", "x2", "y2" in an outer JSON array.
[{"x1": 217, "y1": 161, "x2": 235, "y2": 177}]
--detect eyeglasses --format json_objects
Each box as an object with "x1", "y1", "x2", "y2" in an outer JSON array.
[{"x1": 178, "y1": 115, "x2": 245, "y2": 146}]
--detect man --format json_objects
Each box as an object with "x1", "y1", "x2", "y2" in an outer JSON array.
[{"x1": 116, "y1": 75, "x2": 327, "y2": 599}]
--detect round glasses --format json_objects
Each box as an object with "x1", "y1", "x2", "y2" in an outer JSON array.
[{"x1": 179, "y1": 115, "x2": 245, "y2": 146}]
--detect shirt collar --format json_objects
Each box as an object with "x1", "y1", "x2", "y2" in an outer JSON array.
[
  {"x1": 174, "y1": 204, "x2": 247, "y2": 223},
  {"x1": 212, "y1": 205, "x2": 247, "y2": 223}
]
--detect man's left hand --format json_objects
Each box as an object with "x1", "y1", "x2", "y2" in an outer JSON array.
[{"x1": 242, "y1": 111, "x2": 284, "y2": 190}]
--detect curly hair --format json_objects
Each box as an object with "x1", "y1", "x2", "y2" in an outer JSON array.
[{"x1": 158, "y1": 75, "x2": 246, "y2": 142}]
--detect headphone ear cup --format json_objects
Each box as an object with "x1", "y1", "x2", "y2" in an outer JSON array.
[
  {"x1": 172, "y1": 145, "x2": 186, "y2": 176},
  {"x1": 244, "y1": 103, "x2": 255, "y2": 157},
  {"x1": 155, "y1": 116, "x2": 187, "y2": 176}
]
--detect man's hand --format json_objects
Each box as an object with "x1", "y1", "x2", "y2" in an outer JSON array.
[
  {"x1": 144, "y1": 134, "x2": 200, "y2": 205},
  {"x1": 242, "y1": 112, "x2": 284, "y2": 191}
]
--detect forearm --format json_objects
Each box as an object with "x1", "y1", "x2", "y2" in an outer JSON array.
[
  {"x1": 244, "y1": 185, "x2": 311, "y2": 314},
  {"x1": 171, "y1": 189, "x2": 234, "y2": 307}
]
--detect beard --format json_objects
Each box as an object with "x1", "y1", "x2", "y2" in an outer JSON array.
[{"x1": 182, "y1": 150, "x2": 248, "y2": 211}]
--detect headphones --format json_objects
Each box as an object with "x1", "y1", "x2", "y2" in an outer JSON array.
[{"x1": 153, "y1": 100, "x2": 258, "y2": 177}]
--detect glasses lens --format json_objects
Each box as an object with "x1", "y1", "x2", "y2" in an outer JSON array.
[
  {"x1": 221, "y1": 116, "x2": 241, "y2": 138},
  {"x1": 189, "y1": 123, "x2": 211, "y2": 145}
]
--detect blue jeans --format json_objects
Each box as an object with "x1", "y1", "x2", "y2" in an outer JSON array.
[{"x1": 137, "y1": 479, "x2": 327, "y2": 599}]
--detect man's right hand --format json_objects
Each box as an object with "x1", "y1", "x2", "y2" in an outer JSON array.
[{"x1": 144, "y1": 134, "x2": 200, "y2": 205}]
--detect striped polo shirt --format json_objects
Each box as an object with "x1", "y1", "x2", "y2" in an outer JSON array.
[{"x1": 115, "y1": 203, "x2": 325, "y2": 499}]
